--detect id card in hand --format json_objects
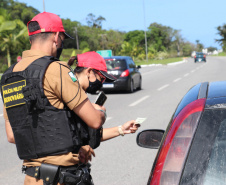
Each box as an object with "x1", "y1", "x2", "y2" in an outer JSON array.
[{"x1": 135, "y1": 117, "x2": 147, "y2": 125}]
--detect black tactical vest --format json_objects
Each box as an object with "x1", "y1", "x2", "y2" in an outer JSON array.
[{"x1": 0, "y1": 56, "x2": 86, "y2": 159}]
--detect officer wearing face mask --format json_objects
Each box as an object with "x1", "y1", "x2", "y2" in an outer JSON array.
[
  {"x1": 68, "y1": 52, "x2": 139, "y2": 151},
  {"x1": 1, "y1": 12, "x2": 112, "y2": 185}
]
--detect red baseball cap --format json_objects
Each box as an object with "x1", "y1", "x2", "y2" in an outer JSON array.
[
  {"x1": 77, "y1": 51, "x2": 116, "y2": 82},
  {"x1": 27, "y1": 12, "x2": 74, "y2": 39}
]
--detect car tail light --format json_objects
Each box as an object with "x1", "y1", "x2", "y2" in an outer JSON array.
[
  {"x1": 204, "y1": 55, "x2": 206, "y2": 58},
  {"x1": 150, "y1": 98, "x2": 206, "y2": 185},
  {"x1": 120, "y1": 69, "x2": 129, "y2": 77}
]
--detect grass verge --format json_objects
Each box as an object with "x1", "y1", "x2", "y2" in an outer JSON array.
[
  {"x1": 213, "y1": 52, "x2": 226, "y2": 56},
  {"x1": 61, "y1": 49, "x2": 185, "y2": 65},
  {"x1": 134, "y1": 57, "x2": 184, "y2": 65}
]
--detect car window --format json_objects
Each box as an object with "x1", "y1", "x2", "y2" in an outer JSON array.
[
  {"x1": 196, "y1": 54, "x2": 204, "y2": 57},
  {"x1": 180, "y1": 109, "x2": 226, "y2": 185},
  {"x1": 128, "y1": 59, "x2": 136, "y2": 68},
  {"x1": 105, "y1": 59, "x2": 127, "y2": 70},
  {"x1": 202, "y1": 119, "x2": 226, "y2": 185}
]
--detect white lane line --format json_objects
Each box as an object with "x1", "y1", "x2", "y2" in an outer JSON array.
[
  {"x1": 173, "y1": 78, "x2": 181, "y2": 83},
  {"x1": 0, "y1": 114, "x2": 3, "y2": 116},
  {"x1": 191, "y1": 70, "x2": 195, "y2": 73},
  {"x1": 129, "y1": 95, "x2": 149, "y2": 107},
  {"x1": 158, "y1": 84, "x2": 169, "y2": 91},
  {"x1": 106, "y1": 117, "x2": 112, "y2": 121},
  {"x1": 184, "y1": 73, "x2": 189, "y2": 77}
]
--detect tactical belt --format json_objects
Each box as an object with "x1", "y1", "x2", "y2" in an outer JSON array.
[{"x1": 22, "y1": 163, "x2": 93, "y2": 185}]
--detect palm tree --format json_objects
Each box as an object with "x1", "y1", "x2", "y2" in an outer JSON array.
[{"x1": 0, "y1": 10, "x2": 27, "y2": 67}]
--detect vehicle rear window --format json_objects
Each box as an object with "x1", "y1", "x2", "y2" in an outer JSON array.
[
  {"x1": 105, "y1": 59, "x2": 127, "y2": 70},
  {"x1": 180, "y1": 109, "x2": 226, "y2": 185},
  {"x1": 196, "y1": 53, "x2": 204, "y2": 57},
  {"x1": 196, "y1": 54, "x2": 203, "y2": 57}
]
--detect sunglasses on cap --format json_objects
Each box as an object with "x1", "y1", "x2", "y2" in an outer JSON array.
[{"x1": 93, "y1": 69, "x2": 106, "y2": 83}]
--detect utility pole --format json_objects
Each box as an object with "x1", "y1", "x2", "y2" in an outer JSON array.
[
  {"x1": 143, "y1": 0, "x2": 148, "y2": 63},
  {"x1": 43, "y1": 0, "x2": 45, "y2": 12},
  {"x1": 74, "y1": 27, "x2": 79, "y2": 50}
]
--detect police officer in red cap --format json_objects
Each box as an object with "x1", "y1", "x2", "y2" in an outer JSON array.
[
  {"x1": 1, "y1": 12, "x2": 111, "y2": 185},
  {"x1": 69, "y1": 51, "x2": 140, "y2": 148}
]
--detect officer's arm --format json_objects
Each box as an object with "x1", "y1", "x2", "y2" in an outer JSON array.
[
  {"x1": 3, "y1": 106, "x2": 15, "y2": 143},
  {"x1": 5, "y1": 119, "x2": 15, "y2": 144},
  {"x1": 73, "y1": 98, "x2": 105, "y2": 129}
]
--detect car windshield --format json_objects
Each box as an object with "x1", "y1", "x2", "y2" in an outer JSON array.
[{"x1": 105, "y1": 59, "x2": 127, "y2": 70}]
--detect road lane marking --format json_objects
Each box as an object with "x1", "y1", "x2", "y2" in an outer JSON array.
[
  {"x1": 173, "y1": 78, "x2": 181, "y2": 83},
  {"x1": 129, "y1": 95, "x2": 149, "y2": 107},
  {"x1": 191, "y1": 70, "x2": 195, "y2": 73},
  {"x1": 106, "y1": 117, "x2": 112, "y2": 121},
  {"x1": 184, "y1": 73, "x2": 189, "y2": 77},
  {"x1": 158, "y1": 84, "x2": 169, "y2": 91}
]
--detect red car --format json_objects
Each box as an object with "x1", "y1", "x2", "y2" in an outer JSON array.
[{"x1": 137, "y1": 81, "x2": 226, "y2": 185}]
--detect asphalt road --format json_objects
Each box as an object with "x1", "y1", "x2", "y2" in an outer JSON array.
[{"x1": 0, "y1": 56, "x2": 226, "y2": 185}]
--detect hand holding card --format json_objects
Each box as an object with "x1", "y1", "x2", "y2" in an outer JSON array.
[{"x1": 135, "y1": 117, "x2": 147, "y2": 125}]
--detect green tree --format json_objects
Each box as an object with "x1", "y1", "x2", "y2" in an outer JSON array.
[
  {"x1": 124, "y1": 30, "x2": 145, "y2": 47},
  {"x1": 86, "y1": 13, "x2": 106, "y2": 28},
  {"x1": 123, "y1": 30, "x2": 146, "y2": 57},
  {"x1": 105, "y1": 30, "x2": 124, "y2": 55},
  {"x1": 182, "y1": 42, "x2": 194, "y2": 56},
  {"x1": 195, "y1": 40, "x2": 204, "y2": 52},
  {"x1": 4, "y1": 0, "x2": 39, "y2": 25},
  {"x1": 0, "y1": 15, "x2": 27, "y2": 67},
  {"x1": 0, "y1": 0, "x2": 10, "y2": 8},
  {"x1": 62, "y1": 19, "x2": 81, "y2": 49},
  {"x1": 171, "y1": 30, "x2": 184, "y2": 56},
  {"x1": 216, "y1": 24, "x2": 226, "y2": 51},
  {"x1": 148, "y1": 23, "x2": 175, "y2": 52},
  {"x1": 207, "y1": 46, "x2": 217, "y2": 52},
  {"x1": 94, "y1": 16, "x2": 106, "y2": 29}
]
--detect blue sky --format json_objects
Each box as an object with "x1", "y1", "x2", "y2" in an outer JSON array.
[{"x1": 16, "y1": 0, "x2": 226, "y2": 49}]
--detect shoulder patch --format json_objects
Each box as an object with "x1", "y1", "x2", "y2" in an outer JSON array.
[{"x1": 68, "y1": 71, "x2": 77, "y2": 82}]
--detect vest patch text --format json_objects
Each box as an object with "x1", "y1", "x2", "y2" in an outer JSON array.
[{"x1": 2, "y1": 80, "x2": 26, "y2": 108}]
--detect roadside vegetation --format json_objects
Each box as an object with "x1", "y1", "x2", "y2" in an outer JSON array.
[
  {"x1": 0, "y1": 0, "x2": 225, "y2": 73},
  {"x1": 213, "y1": 52, "x2": 226, "y2": 56},
  {"x1": 135, "y1": 57, "x2": 184, "y2": 65}
]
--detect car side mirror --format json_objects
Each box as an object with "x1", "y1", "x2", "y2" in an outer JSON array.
[
  {"x1": 137, "y1": 65, "x2": 141, "y2": 69},
  {"x1": 136, "y1": 129, "x2": 165, "y2": 149}
]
